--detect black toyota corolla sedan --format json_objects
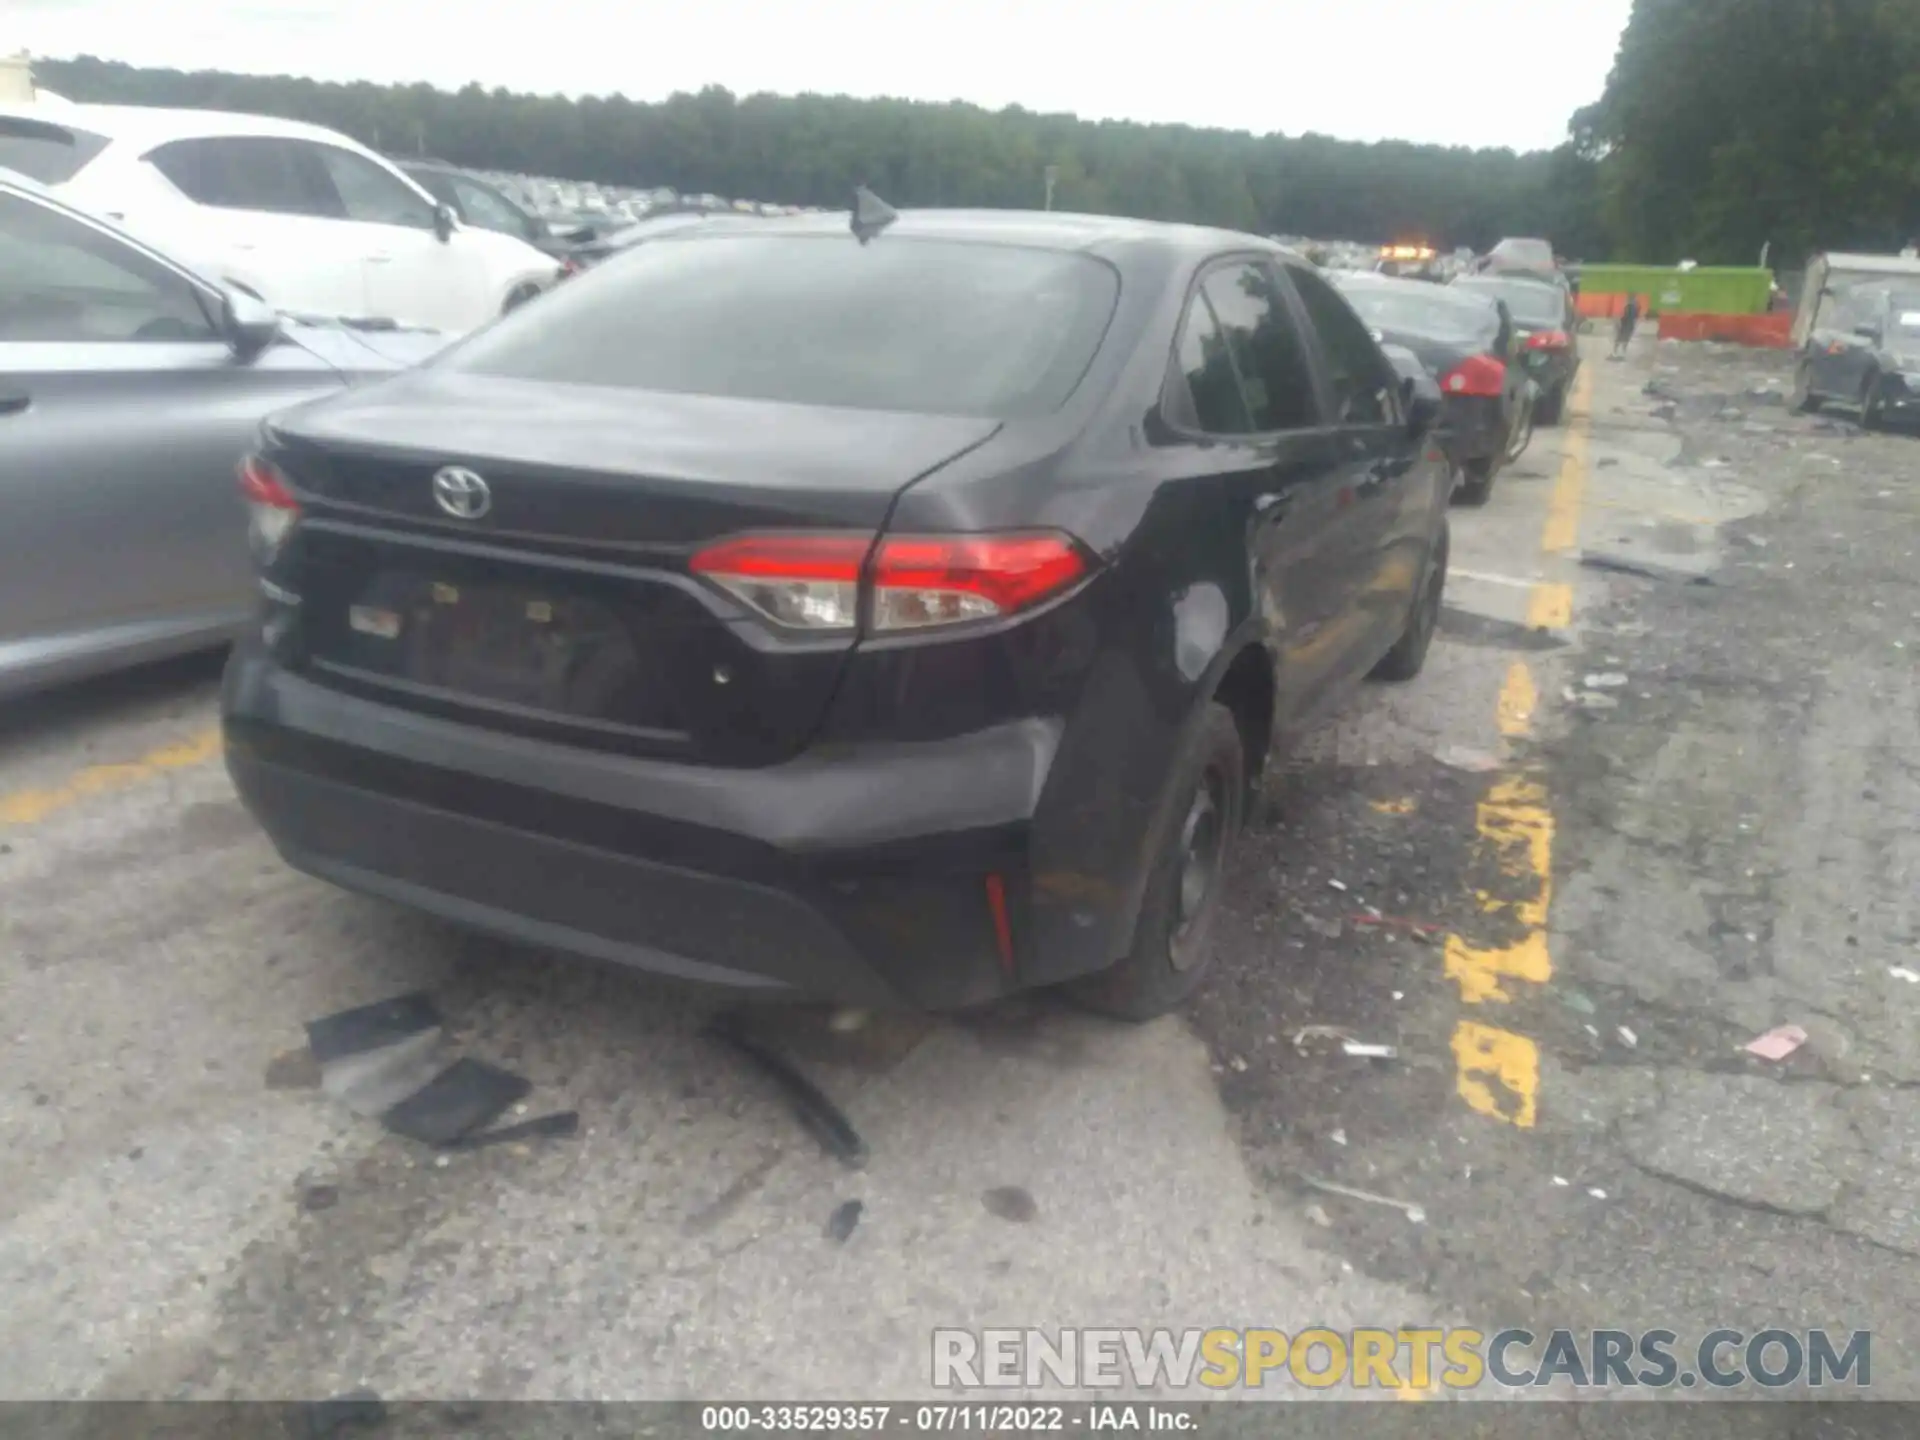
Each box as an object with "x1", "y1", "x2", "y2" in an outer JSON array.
[{"x1": 222, "y1": 203, "x2": 1452, "y2": 1020}]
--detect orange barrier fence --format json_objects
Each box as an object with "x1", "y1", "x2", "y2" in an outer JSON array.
[
  {"x1": 1654, "y1": 311, "x2": 1794, "y2": 349},
  {"x1": 1577, "y1": 291, "x2": 1631, "y2": 319}
]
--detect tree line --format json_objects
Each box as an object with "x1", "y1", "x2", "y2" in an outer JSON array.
[
  {"x1": 38, "y1": 0, "x2": 1920, "y2": 268},
  {"x1": 37, "y1": 55, "x2": 1607, "y2": 257},
  {"x1": 1576, "y1": 0, "x2": 1919, "y2": 265}
]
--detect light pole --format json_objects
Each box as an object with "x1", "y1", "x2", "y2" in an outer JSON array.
[{"x1": 1043, "y1": 165, "x2": 1058, "y2": 212}]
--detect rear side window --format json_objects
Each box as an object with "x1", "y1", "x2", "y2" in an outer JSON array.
[
  {"x1": 442, "y1": 234, "x2": 1121, "y2": 420},
  {"x1": 1287, "y1": 265, "x2": 1399, "y2": 426},
  {"x1": 1170, "y1": 261, "x2": 1321, "y2": 434},
  {"x1": 0, "y1": 118, "x2": 111, "y2": 185},
  {"x1": 148, "y1": 136, "x2": 333, "y2": 217}
]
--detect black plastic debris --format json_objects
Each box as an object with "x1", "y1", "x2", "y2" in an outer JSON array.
[
  {"x1": 449, "y1": 1110, "x2": 580, "y2": 1152},
  {"x1": 826, "y1": 1199, "x2": 863, "y2": 1243},
  {"x1": 305, "y1": 992, "x2": 440, "y2": 1065},
  {"x1": 982, "y1": 1185, "x2": 1039, "y2": 1223},
  {"x1": 1579, "y1": 552, "x2": 1717, "y2": 586},
  {"x1": 705, "y1": 1019, "x2": 868, "y2": 1168},
  {"x1": 381, "y1": 1058, "x2": 532, "y2": 1148},
  {"x1": 300, "y1": 1389, "x2": 386, "y2": 1439}
]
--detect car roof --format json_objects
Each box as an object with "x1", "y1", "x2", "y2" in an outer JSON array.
[
  {"x1": 0, "y1": 100, "x2": 369, "y2": 152},
  {"x1": 676, "y1": 207, "x2": 1301, "y2": 262}
]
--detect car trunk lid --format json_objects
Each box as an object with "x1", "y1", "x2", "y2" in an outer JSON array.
[{"x1": 271, "y1": 372, "x2": 1001, "y2": 765}]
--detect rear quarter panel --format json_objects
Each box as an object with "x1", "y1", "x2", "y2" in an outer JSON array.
[{"x1": 845, "y1": 245, "x2": 1284, "y2": 983}]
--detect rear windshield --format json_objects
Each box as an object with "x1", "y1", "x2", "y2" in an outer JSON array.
[
  {"x1": 1453, "y1": 277, "x2": 1565, "y2": 329},
  {"x1": 0, "y1": 119, "x2": 111, "y2": 185},
  {"x1": 442, "y1": 233, "x2": 1121, "y2": 419},
  {"x1": 1336, "y1": 282, "x2": 1500, "y2": 348}
]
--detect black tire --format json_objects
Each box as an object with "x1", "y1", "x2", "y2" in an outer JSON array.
[
  {"x1": 1860, "y1": 373, "x2": 1886, "y2": 431},
  {"x1": 1455, "y1": 457, "x2": 1495, "y2": 506},
  {"x1": 1788, "y1": 360, "x2": 1822, "y2": 414},
  {"x1": 502, "y1": 282, "x2": 543, "y2": 314},
  {"x1": 1067, "y1": 704, "x2": 1245, "y2": 1022},
  {"x1": 1534, "y1": 384, "x2": 1566, "y2": 427},
  {"x1": 1370, "y1": 521, "x2": 1448, "y2": 683}
]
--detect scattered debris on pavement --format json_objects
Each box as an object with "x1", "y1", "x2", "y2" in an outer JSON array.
[
  {"x1": 825, "y1": 1199, "x2": 863, "y2": 1243},
  {"x1": 297, "y1": 992, "x2": 573, "y2": 1154},
  {"x1": 1299, "y1": 1174, "x2": 1426, "y2": 1225},
  {"x1": 705, "y1": 1016, "x2": 869, "y2": 1168},
  {"x1": 1744, "y1": 1023, "x2": 1810, "y2": 1061},
  {"x1": 382, "y1": 1058, "x2": 531, "y2": 1147},
  {"x1": 982, "y1": 1185, "x2": 1039, "y2": 1223}
]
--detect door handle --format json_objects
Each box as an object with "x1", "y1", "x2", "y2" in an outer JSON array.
[
  {"x1": 0, "y1": 390, "x2": 30, "y2": 417},
  {"x1": 368, "y1": 253, "x2": 395, "y2": 264}
]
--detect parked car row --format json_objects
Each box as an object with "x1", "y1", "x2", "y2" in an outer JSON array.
[
  {"x1": 0, "y1": 102, "x2": 566, "y2": 332},
  {"x1": 4, "y1": 147, "x2": 1462, "y2": 1022}
]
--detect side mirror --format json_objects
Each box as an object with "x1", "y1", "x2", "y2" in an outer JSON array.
[
  {"x1": 432, "y1": 202, "x2": 457, "y2": 243},
  {"x1": 220, "y1": 286, "x2": 281, "y2": 359}
]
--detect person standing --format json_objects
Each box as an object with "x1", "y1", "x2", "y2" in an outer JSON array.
[{"x1": 1612, "y1": 293, "x2": 1641, "y2": 359}]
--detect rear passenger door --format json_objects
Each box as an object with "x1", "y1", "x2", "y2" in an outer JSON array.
[
  {"x1": 1162, "y1": 258, "x2": 1348, "y2": 728},
  {"x1": 1281, "y1": 261, "x2": 1423, "y2": 673},
  {"x1": 145, "y1": 136, "x2": 372, "y2": 318}
]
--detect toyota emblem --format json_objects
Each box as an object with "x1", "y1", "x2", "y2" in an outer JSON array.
[{"x1": 432, "y1": 466, "x2": 491, "y2": 520}]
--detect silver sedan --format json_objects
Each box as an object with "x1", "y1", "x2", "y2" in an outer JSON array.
[{"x1": 0, "y1": 171, "x2": 448, "y2": 699}]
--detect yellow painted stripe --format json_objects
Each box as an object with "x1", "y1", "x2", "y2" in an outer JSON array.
[
  {"x1": 1525, "y1": 583, "x2": 1572, "y2": 630},
  {"x1": 1496, "y1": 662, "x2": 1537, "y2": 739},
  {"x1": 1442, "y1": 358, "x2": 1594, "y2": 1131},
  {"x1": 1538, "y1": 365, "x2": 1595, "y2": 554},
  {"x1": 1453, "y1": 1019, "x2": 1541, "y2": 1129},
  {"x1": 0, "y1": 726, "x2": 221, "y2": 826}
]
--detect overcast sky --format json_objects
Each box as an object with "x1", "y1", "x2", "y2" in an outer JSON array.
[{"x1": 11, "y1": 0, "x2": 1631, "y2": 153}]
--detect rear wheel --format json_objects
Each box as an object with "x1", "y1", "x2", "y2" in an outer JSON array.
[
  {"x1": 1067, "y1": 704, "x2": 1245, "y2": 1022},
  {"x1": 1370, "y1": 522, "x2": 1448, "y2": 683},
  {"x1": 1455, "y1": 457, "x2": 1495, "y2": 506},
  {"x1": 1534, "y1": 384, "x2": 1566, "y2": 427},
  {"x1": 502, "y1": 282, "x2": 543, "y2": 314}
]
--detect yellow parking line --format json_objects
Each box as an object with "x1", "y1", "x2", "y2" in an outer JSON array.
[
  {"x1": 0, "y1": 726, "x2": 221, "y2": 826},
  {"x1": 1446, "y1": 362, "x2": 1595, "y2": 1129},
  {"x1": 1525, "y1": 583, "x2": 1572, "y2": 630}
]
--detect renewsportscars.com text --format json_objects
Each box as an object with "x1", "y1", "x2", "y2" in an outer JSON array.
[{"x1": 931, "y1": 1327, "x2": 1871, "y2": 1391}]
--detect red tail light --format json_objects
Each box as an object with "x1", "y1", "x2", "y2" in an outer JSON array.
[
  {"x1": 1524, "y1": 329, "x2": 1571, "y2": 350},
  {"x1": 237, "y1": 453, "x2": 300, "y2": 563},
  {"x1": 689, "y1": 531, "x2": 1092, "y2": 633},
  {"x1": 1439, "y1": 354, "x2": 1507, "y2": 397}
]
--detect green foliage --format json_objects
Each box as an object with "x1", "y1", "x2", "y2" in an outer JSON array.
[
  {"x1": 1586, "y1": 0, "x2": 1920, "y2": 264},
  {"x1": 36, "y1": 55, "x2": 1608, "y2": 256}
]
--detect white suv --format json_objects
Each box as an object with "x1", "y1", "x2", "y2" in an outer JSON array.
[{"x1": 0, "y1": 103, "x2": 562, "y2": 333}]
